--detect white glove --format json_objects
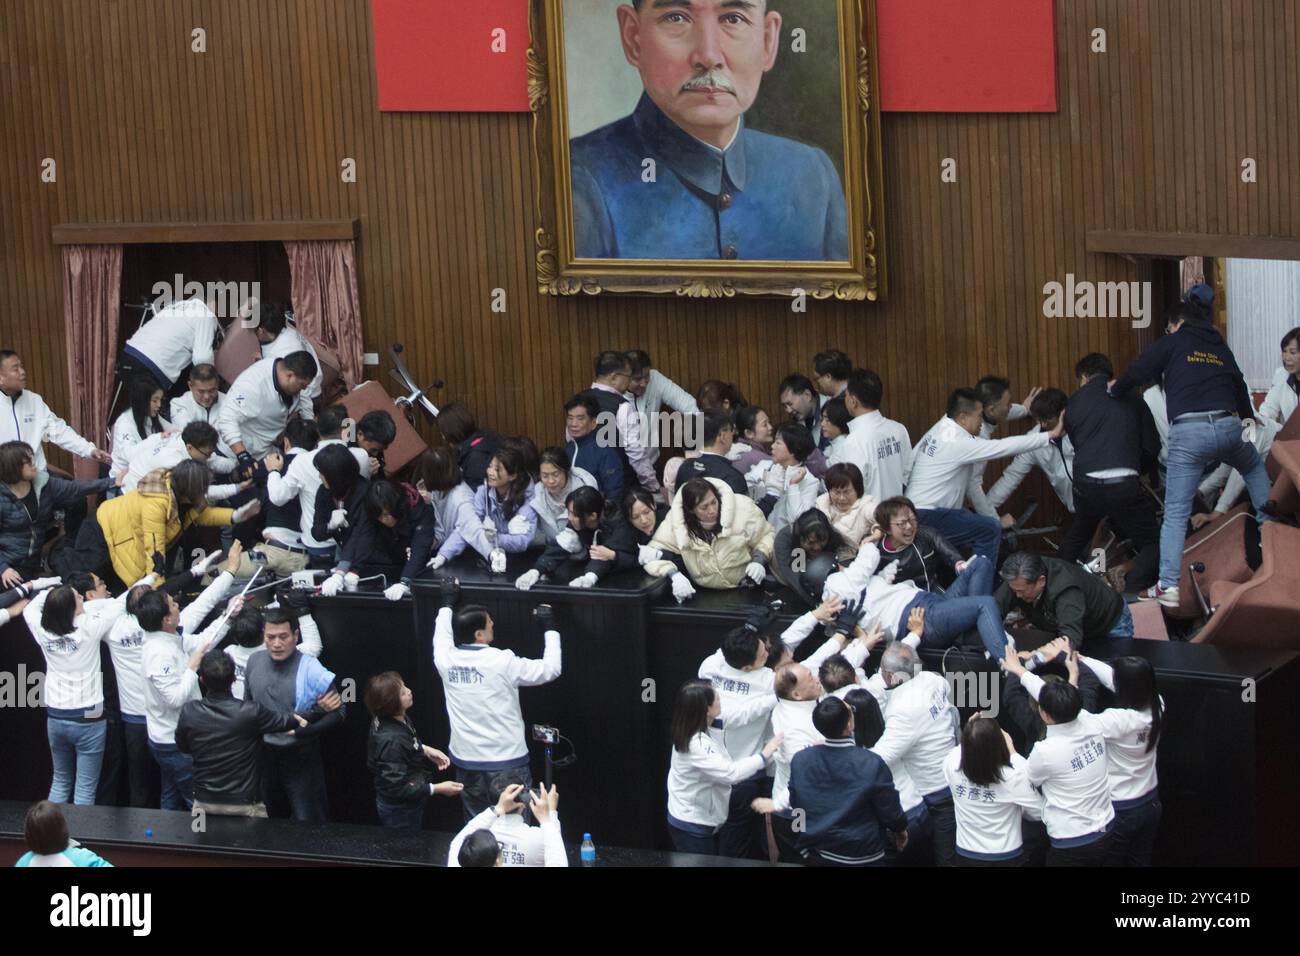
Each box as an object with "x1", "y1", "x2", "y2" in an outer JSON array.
[
  {"x1": 556, "y1": 528, "x2": 583, "y2": 555},
  {"x1": 1242, "y1": 417, "x2": 1258, "y2": 444},
  {"x1": 383, "y1": 582, "x2": 410, "y2": 601},
  {"x1": 507, "y1": 513, "x2": 530, "y2": 535},
  {"x1": 670, "y1": 572, "x2": 696, "y2": 604},
  {"x1": 879, "y1": 560, "x2": 900, "y2": 584},
  {"x1": 427, "y1": 554, "x2": 447, "y2": 571},
  {"x1": 490, "y1": 548, "x2": 507, "y2": 574},
  {"x1": 232, "y1": 499, "x2": 262, "y2": 523},
  {"x1": 569, "y1": 572, "x2": 598, "y2": 589},
  {"x1": 744, "y1": 561, "x2": 766, "y2": 585},
  {"x1": 190, "y1": 550, "x2": 223, "y2": 575},
  {"x1": 342, "y1": 572, "x2": 359, "y2": 593},
  {"x1": 27, "y1": 576, "x2": 62, "y2": 591},
  {"x1": 320, "y1": 573, "x2": 345, "y2": 597},
  {"x1": 327, "y1": 507, "x2": 349, "y2": 532},
  {"x1": 638, "y1": 544, "x2": 663, "y2": 566},
  {"x1": 515, "y1": 569, "x2": 541, "y2": 591}
]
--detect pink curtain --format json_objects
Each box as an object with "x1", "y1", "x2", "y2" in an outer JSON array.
[
  {"x1": 284, "y1": 240, "x2": 364, "y2": 388},
  {"x1": 61, "y1": 244, "x2": 123, "y2": 480}
]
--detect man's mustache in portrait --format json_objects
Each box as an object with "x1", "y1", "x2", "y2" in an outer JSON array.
[{"x1": 681, "y1": 70, "x2": 737, "y2": 95}]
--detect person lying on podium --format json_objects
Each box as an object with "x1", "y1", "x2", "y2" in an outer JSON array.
[{"x1": 514, "y1": 487, "x2": 636, "y2": 591}]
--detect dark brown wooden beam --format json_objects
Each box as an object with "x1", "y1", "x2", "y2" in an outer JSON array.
[
  {"x1": 52, "y1": 220, "x2": 358, "y2": 245},
  {"x1": 1087, "y1": 230, "x2": 1300, "y2": 261}
]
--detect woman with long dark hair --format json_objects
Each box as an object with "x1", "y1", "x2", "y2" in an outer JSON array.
[
  {"x1": 1078, "y1": 654, "x2": 1164, "y2": 866},
  {"x1": 666, "y1": 680, "x2": 782, "y2": 856},
  {"x1": 642, "y1": 477, "x2": 775, "y2": 603},
  {"x1": 110, "y1": 376, "x2": 169, "y2": 478},
  {"x1": 515, "y1": 485, "x2": 636, "y2": 590},
  {"x1": 467, "y1": 446, "x2": 537, "y2": 573},
  {"x1": 942, "y1": 714, "x2": 1044, "y2": 866}
]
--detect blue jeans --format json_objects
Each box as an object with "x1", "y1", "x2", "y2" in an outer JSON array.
[
  {"x1": 47, "y1": 718, "x2": 107, "y2": 806},
  {"x1": 946, "y1": 553, "x2": 995, "y2": 597},
  {"x1": 149, "y1": 743, "x2": 194, "y2": 811},
  {"x1": 376, "y1": 797, "x2": 425, "y2": 830},
  {"x1": 917, "y1": 508, "x2": 1002, "y2": 564},
  {"x1": 1160, "y1": 417, "x2": 1272, "y2": 587},
  {"x1": 1108, "y1": 795, "x2": 1162, "y2": 866},
  {"x1": 905, "y1": 568, "x2": 1008, "y2": 659},
  {"x1": 1107, "y1": 604, "x2": 1135, "y2": 639}
]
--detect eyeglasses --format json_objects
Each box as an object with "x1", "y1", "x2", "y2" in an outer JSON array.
[{"x1": 891, "y1": 517, "x2": 917, "y2": 529}]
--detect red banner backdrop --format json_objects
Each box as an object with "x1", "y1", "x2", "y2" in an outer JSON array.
[{"x1": 371, "y1": 0, "x2": 1056, "y2": 114}]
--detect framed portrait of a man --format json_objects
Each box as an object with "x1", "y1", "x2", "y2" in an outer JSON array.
[{"x1": 528, "y1": 0, "x2": 887, "y2": 299}]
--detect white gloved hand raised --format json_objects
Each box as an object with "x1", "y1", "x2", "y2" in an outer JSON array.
[
  {"x1": 507, "y1": 513, "x2": 530, "y2": 535},
  {"x1": 555, "y1": 528, "x2": 583, "y2": 555},
  {"x1": 326, "y1": 507, "x2": 348, "y2": 532},
  {"x1": 744, "y1": 561, "x2": 766, "y2": 585},
  {"x1": 190, "y1": 549, "x2": 224, "y2": 576},
  {"x1": 320, "y1": 573, "x2": 346, "y2": 597},
  {"x1": 489, "y1": 548, "x2": 507, "y2": 574},
  {"x1": 637, "y1": 544, "x2": 663, "y2": 566},
  {"x1": 569, "y1": 572, "x2": 598, "y2": 589},
  {"x1": 383, "y1": 582, "x2": 410, "y2": 601},
  {"x1": 232, "y1": 499, "x2": 262, "y2": 524},
  {"x1": 427, "y1": 554, "x2": 447, "y2": 571},
  {"x1": 515, "y1": 569, "x2": 541, "y2": 591},
  {"x1": 671, "y1": 571, "x2": 696, "y2": 604}
]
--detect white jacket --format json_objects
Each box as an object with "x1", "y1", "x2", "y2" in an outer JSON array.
[
  {"x1": 1258, "y1": 365, "x2": 1298, "y2": 425},
  {"x1": 110, "y1": 410, "x2": 167, "y2": 478},
  {"x1": 1143, "y1": 386, "x2": 1169, "y2": 467},
  {"x1": 260, "y1": 324, "x2": 323, "y2": 400},
  {"x1": 824, "y1": 542, "x2": 927, "y2": 640},
  {"x1": 769, "y1": 698, "x2": 820, "y2": 814},
  {"x1": 265, "y1": 438, "x2": 370, "y2": 548},
  {"x1": 986, "y1": 426, "x2": 1076, "y2": 514},
  {"x1": 168, "y1": 391, "x2": 236, "y2": 460},
  {"x1": 448, "y1": 807, "x2": 567, "y2": 866},
  {"x1": 749, "y1": 460, "x2": 821, "y2": 532},
  {"x1": 906, "y1": 416, "x2": 1051, "y2": 511},
  {"x1": 433, "y1": 607, "x2": 561, "y2": 769},
  {"x1": 125, "y1": 298, "x2": 220, "y2": 386},
  {"x1": 105, "y1": 613, "x2": 149, "y2": 718},
  {"x1": 122, "y1": 433, "x2": 238, "y2": 499},
  {"x1": 1077, "y1": 658, "x2": 1162, "y2": 803},
  {"x1": 23, "y1": 589, "x2": 125, "y2": 714},
  {"x1": 967, "y1": 405, "x2": 1029, "y2": 517},
  {"x1": 0, "y1": 389, "x2": 96, "y2": 471},
  {"x1": 943, "y1": 747, "x2": 1044, "y2": 859},
  {"x1": 1021, "y1": 672, "x2": 1115, "y2": 841},
  {"x1": 697, "y1": 650, "x2": 777, "y2": 763},
  {"x1": 667, "y1": 731, "x2": 766, "y2": 829},
  {"x1": 839, "y1": 410, "x2": 912, "y2": 502},
  {"x1": 217, "y1": 357, "x2": 313, "y2": 459},
  {"x1": 870, "y1": 670, "x2": 959, "y2": 800}
]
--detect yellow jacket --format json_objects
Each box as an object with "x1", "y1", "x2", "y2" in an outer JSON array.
[
  {"x1": 95, "y1": 469, "x2": 234, "y2": 584},
  {"x1": 645, "y1": 477, "x2": 775, "y2": 589}
]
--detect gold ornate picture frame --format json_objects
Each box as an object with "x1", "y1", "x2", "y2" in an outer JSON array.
[{"x1": 529, "y1": 0, "x2": 886, "y2": 300}]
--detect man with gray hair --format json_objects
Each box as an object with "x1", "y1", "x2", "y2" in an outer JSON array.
[
  {"x1": 995, "y1": 551, "x2": 1132, "y2": 646},
  {"x1": 869, "y1": 642, "x2": 961, "y2": 866}
]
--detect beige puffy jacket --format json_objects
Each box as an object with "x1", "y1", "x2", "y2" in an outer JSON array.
[{"x1": 645, "y1": 478, "x2": 775, "y2": 589}]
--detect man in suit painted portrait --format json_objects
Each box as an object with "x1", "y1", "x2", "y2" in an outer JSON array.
[{"x1": 569, "y1": 0, "x2": 849, "y2": 262}]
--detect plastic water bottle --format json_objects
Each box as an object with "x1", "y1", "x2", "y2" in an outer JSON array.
[{"x1": 579, "y1": 833, "x2": 597, "y2": 867}]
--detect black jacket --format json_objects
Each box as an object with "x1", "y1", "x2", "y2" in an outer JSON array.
[
  {"x1": 678, "y1": 453, "x2": 748, "y2": 498},
  {"x1": 367, "y1": 715, "x2": 435, "y2": 804},
  {"x1": 879, "y1": 526, "x2": 961, "y2": 592},
  {"x1": 175, "y1": 690, "x2": 299, "y2": 804},
  {"x1": 0, "y1": 472, "x2": 112, "y2": 577},
  {"x1": 1111, "y1": 321, "x2": 1254, "y2": 420},
  {"x1": 340, "y1": 491, "x2": 439, "y2": 582},
  {"x1": 1066, "y1": 376, "x2": 1160, "y2": 480},
  {"x1": 311, "y1": 478, "x2": 371, "y2": 569},
  {"x1": 533, "y1": 513, "x2": 638, "y2": 582},
  {"x1": 457, "y1": 430, "x2": 500, "y2": 490},
  {"x1": 1001, "y1": 668, "x2": 1102, "y2": 757}
]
